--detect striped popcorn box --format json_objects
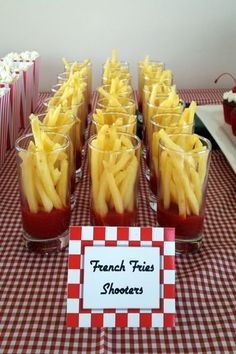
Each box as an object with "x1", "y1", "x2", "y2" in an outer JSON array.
[
  {"x1": 7, "y1": 74, "x2": 22, "y2": 148},
  {"x1": 0, "y1": 87, "x2": 10, "y2": 168},
  {"x1": 32, "y1": 56, "x2": 40, "y2": 111},
  {"x1": 15, "y1": 62, "x2": 34, "y2": 128}
]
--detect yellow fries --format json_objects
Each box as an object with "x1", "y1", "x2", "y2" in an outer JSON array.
[
  {"x1": 158, "y1": 129, "x2": 211, "y2": 217},
  {"x1": 102, "y1": 49, "x2": 131, "y2": 85},
  {"x1": 92, "y1": 110, "x2": 136, "y2": 135},
  {"x1": 89, "y1": 126, "x2": 140, "y2": 218},
  {"x1": 19, "y1": 116, "x2": 70, "y2": 213}
]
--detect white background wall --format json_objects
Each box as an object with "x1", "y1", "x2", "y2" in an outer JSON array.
[{"x1": 1, "y1": 0, "x2": 235, "y2": 91}]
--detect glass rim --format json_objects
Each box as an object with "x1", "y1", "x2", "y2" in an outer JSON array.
[
  {"x1": 88, "y1": 132, "x2": 141, "y2": 153},
  {"x1": 15, "y1": 132, "x2": 70, "y2": 153},
  {"x1": 97, "y1": 97, "x2": 135, "y2": 107},
  {"x1": 92, "y1": 112, "x2": 136, "y2": 128},
  {"x1": 143, "y1": 76, "x2": 172, "y2": 84},
  {"x1": 35, "y1": 112, "x2": 76, "y2": 128},
  {"x1": 150, "y1": 113, "x2": 194, "y2": 129},
  {"x1": 98, "y1": 84, "x2": 133, "y2": 92},
  {"x1": 57, "y1": 71, "x2": 88, "y2": 81},
  {"x1": 158, "y1": 133, "x2": 212, "y2": 155},
  {"x1": 43, "y1": 96, "x2": 85, "y2": 108},
  {"x1": 147, "y1": 96, "x2": 171, "y2": 107}
]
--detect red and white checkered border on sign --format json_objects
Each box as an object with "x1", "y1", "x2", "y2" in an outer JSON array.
[{"x1": 67, "y1": 226, "x2": 175, "y2": 328}]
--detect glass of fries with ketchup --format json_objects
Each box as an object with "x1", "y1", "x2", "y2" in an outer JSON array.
[
  {"x1": 88, "y1": 126, "x2": 141, "y2": 226},
  {"x1": 157, "y1": 130, "x2": 212, "y2": 253},
  {"x1": 15, "y1": 125, "x2": 71, "y2": 253}
]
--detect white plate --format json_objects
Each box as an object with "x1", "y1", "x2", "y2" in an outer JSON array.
[{"x1": 196, "y1": 104, "x2": 236, "y2": 174}]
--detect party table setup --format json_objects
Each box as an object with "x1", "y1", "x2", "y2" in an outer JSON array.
[{"x1": 0, "y1": 50, "x2": 235, "y2": 353}]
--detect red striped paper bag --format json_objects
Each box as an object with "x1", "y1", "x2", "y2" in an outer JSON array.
[
  {"x1": 8, "y1": 74, "x2": 22, "y2": 148},
  {"x1": 0, "y1": 87, "x2": 10, "y2": 168},
  {"x1": 15, "y1": 62, "x2": 34, "y2": 128},
  {"x1": 32, "y1": 56, "x2": 40, "y2": 111}
]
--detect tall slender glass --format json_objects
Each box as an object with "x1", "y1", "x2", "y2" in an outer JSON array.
[
  {"x1": 57, "y1": 71, "x2": 89, "y2": 113},
  {"x1": 157, "y1": 134, "x2": 212, "y2": 253},
  {"x1": 97, "y1": 84, "x2": 134, "y2": 99},
  {"x1": 148, "y1": 113, "x2": 194, "y2": 211},
  {"x1": 138, "y1": 60, "x2": 164, "y2": 110},
  {"x1": 36, "y1": 112, "x2": 76, "y2": 209},
  {"x1": 96, "y1": 97, "x2": 136, "y2": 115},
  {"x1": 89, "y1": 133, "x2": 141, "y2": 226},
  {"x1": 43, "y1": 98, "x2": 85, "y2": 179},
  {"x1": 16, "y1": 133, "x2": 71, "y2": 253},
  {"x1": 91, "y1": 111, "x2": 137, "y2": 135}
]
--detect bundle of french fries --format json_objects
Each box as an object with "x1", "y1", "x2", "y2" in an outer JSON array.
[
  {"x1": 19, "y1": 116, "x2": 70, "y2": 214},
  {"x1": 145, "y1": 86, "x2": 184, "y2": 150},
  {"x1": 151, "y1": 101, "x2": 196, "y2": 180},
  {"x1": 97, "y1": 77, "x2": 133, "y2": 99},
  {"x1": 158, "y1": 129, "x2": 210, "y2": 218},
  {"x1": 63, "y1": 57, "x2": 92, "y2": 104},
  {"x1": 45, "y1": 72, "x2": 87, "y2": 161},
  {"x1": 92, "y1": 109, "x2": 136, "y2": 135},
  {"x1": 138, "y1": 55, "x2": 172, "y2": 105},
  {"x1": 47, "y1": 70, "x2": 86, "y2": 121},
  {"x1": 89, "y1": 125, "x2": 140, "y2": 217},
  {"x1": 96, "y1": 95, "x2": 135, "y2": 115},
  {"x1": 102, "y1": 49, "x2": 131, "y2": 85},
  {"x1": 98, "y1": 50, "x2": 135, "y2": 115}
]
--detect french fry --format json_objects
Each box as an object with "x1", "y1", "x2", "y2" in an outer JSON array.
[
  {"x1": 34, "y1": 170, "x2": 54, "y2": 212},
  {"x1": 56, "y1": 158, "x2": 68, "y2": 206},
  {"x1": 19, "y1": 151, "x2": 38, "y2": 213},
  {"x1": 104, "y1": 161, "x2": 124, "y2": 214}
]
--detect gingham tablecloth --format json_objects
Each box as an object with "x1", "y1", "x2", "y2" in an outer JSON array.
[{"x1": 0, "y1": 90, "x2": 236, "y2": 353}]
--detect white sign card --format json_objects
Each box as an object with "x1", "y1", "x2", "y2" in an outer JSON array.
[{"x1": 83, "y1": 246, "x2": 160, "y2": 309}]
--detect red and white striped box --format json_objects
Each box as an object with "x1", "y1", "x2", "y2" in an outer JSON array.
[
  {"x1": 67, "y1": 226, "x2": 175, "y2": 328},
  {"x1": 0, "y1": 87, "x2": 10, "y2": 168},
  {"x1": 7, "y1": 75, "x2": 22, "y2": 148},
  {"x1": 15, "y1": 62, "x2": 34, "y2": 128},
  {"x1": 32, "y1": 56, "x2": 40, "y2": 111}
]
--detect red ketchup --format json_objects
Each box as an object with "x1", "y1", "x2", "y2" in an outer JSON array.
[
  {"x1": 91, "y1": 209, "x2": 136, "y2": 226},
  {"x1": 157, "y1": 201, "x2": 204, "y2": 238},
  {"x1": 22, "y1": 206, "x2": 70, "y2": 239}
]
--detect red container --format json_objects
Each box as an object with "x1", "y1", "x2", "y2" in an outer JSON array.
[
  {"x1": 223, "y1": 101, "x2": 235, "y2": 125},
  {"x1": 231, "y1": 108, "x2": 236, "y2": 136}
]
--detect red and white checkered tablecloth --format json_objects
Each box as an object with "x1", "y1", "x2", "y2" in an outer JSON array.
[
  {"x1": 178, "y1": 88, "x2": 225, "y2": 105},
  {"x1": 0, "y1": 90, "x2": 235, "y2": 353}
]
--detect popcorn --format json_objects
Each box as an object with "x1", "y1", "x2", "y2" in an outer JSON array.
[
  {"x1": 0, "y1": 87, "x2": 7, "y2": 97},
  {"x1": 4, "y1": 51, "x2": 39, "y2": 61},
  {"x1": 0, "y1": 69, "x2": 18, "y2": 84},
  {"x1": 20, "y1": 50, "x2": 39, "y2": 60}
]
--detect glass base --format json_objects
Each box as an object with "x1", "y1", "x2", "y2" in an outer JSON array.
[
  {"x1": 22, "y1": 229, "x2": 69, "y2": 254},
  {"x1": 176, "y1": 234, "x2": 203, "y2": 254},
  {"x1": 148, "y1": 191, "x2": 157, "y2": 212}
]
